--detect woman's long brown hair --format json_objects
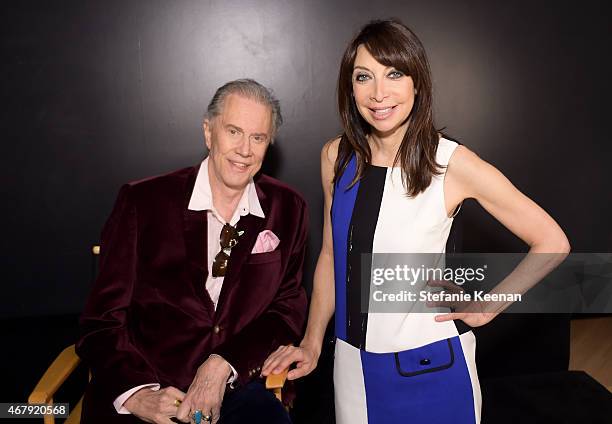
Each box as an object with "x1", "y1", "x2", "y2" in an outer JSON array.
[{"x1": 335, "y1": 19, "x2": 442, "y2": 196}]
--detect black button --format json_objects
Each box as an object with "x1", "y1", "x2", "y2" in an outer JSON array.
[{"x1": 420, "y1": 358, "x2": 431, "y2": 366}]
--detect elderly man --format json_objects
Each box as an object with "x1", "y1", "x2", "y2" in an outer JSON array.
[{"x1": 76, "y1": 79, "x2": 308, "y2": 424}]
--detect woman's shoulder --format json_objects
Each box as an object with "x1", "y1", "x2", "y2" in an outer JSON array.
[
  {"x1": 436, "y1": 136, "x2": 461, "y2": 166},
  {"x1": 322, "y1": 135, "x2": 342, "y2": 165},
  {"x1": 321, "y1": 135, "x2": 342, "y2": 190},
  {"x1": 445, "y1": 140, "x2": 487, "y2": 184},
  {"x1": 442, "y1": 139, "x2": 487, "y2": 205},
  {"x1": 437, "y1": 136, "x2": 459, "y2": 155}
]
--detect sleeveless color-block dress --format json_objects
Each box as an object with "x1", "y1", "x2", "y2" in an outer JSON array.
[{"x1": 331, "y1": 138, "x2": 482, "y2": 424}]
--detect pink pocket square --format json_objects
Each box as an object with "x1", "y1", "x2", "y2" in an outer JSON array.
[{"x1": 251, "y1": 230, "x2": 280, "y2": 254}]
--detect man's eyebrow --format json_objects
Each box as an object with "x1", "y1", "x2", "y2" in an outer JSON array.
[
  {"x1": 224, "y1": 123, "x2": 244, "y2": 132},
  {"x1": 225, "y1": 123, "x2": 268, "y2": 137}
]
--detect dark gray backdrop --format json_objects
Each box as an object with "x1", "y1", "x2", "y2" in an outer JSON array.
[
  {"x1": 1, "y1": 0, "x2": 610, "y2": 317},
  {"x1": 2, "y1": 2, "x2": 612, "y2": 420}
]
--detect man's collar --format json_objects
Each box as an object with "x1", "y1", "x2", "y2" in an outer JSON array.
[{"x1": 187, "y1": 157, "x2": 265, "y2": 219}]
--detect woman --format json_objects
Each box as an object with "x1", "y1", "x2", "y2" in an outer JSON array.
[{"x1": 262, "y1": 19, "x2": 570, "y2": 423}]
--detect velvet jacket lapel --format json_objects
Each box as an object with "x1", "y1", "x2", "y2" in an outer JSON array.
[{"x1": 182, "y1": 165, "x2": 215, "y2": 313}]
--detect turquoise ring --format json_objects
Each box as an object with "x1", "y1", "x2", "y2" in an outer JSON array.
[{"x1": 192, "y1": 409, "x2": 202, "y2": 424}]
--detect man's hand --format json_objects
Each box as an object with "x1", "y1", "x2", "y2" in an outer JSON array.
[
  {"x1": 176, "y1": 355, "x2": 232, "y2": 424},
  {"x1": 261, "y1": 344, "x2": 320, "y2": 380},
  {"x1": 123, "y1": 386, "x2": 186, "y2": 424}
]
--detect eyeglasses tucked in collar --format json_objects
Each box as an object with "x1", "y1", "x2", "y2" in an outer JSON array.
[{"x1": 212, "y1": 223, "x2": 242, "y2": 277}]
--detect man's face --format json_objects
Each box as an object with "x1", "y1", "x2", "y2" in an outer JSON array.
[{"x1": 204, "y1": 94, "x2": 272, "y2": 193}]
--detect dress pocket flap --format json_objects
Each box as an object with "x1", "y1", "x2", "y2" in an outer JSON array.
[{"x1": 394, "y1": 338, "x2": 454, "y2": 377}]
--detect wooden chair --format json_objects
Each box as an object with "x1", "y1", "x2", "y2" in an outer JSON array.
[
  {"x1": 28, "y1": 245, "x2": 288, "y2": 423},
  {"x1": 28, "y1": 345, "x2": 83, "y2": 424}
]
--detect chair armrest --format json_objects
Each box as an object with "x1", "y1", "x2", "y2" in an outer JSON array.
[
  {"x1": 265, "y1": 368, "x2": 288, "y2": 390},
  {"x1": 28, "y1": 345, "x2": 81, "y2": 404},
  {"x1": 265, "y1": 368, "x2": 288, "y2": 402}
]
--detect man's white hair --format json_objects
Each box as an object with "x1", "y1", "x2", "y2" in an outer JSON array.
[{"x1": 205, "y1": 79, "x2": 282, "y2": 141}]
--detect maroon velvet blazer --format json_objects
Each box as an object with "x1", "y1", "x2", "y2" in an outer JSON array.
[{"x1": 76, "y1": 165, "x2": 308, "y2": 423}]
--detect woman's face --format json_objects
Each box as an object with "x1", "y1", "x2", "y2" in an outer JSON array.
[{"x1": 352, "y1": 45, "x2": 416, "y2": 137}]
